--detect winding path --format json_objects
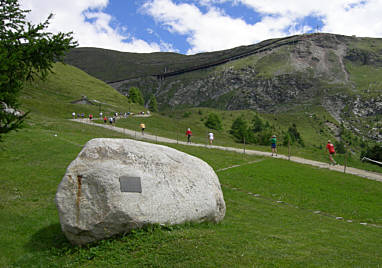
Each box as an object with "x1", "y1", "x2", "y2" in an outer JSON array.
[{"x1": 71, "y1": 119, "x2": 382, "y2": 182}]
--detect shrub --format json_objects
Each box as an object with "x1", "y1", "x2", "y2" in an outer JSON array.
[
  {"x1": 252, "y1": 114, "x2": 264, "y2": 133},
  {"x1": 183, "y1": 111, "x2": 192, "y2": 118},
  {"x1": 335, "y1": 140, "x2": 346, "y2": 154},
  {"x1": 128, "y1": 87, "x2": 144, "y2": 105},
  {"x1": 361, "y1": 145, "x2": 382, "y2": 162},
  {"x1": 148, "y1": 94, "x2": 158, "y2": 112},
  {"x1": 287, "y1": 124, "x2": 305, "y2": 146},
  {"x1": 230, "y1": 116, "x2": 251, "y2": 143},
  {"x1": 205, "y1": 113, "x2": 222, "y2": 130}
]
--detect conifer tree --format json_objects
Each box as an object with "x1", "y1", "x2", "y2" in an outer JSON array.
[
  {"x1": 128, "y1": 87, "x2": 144, "y2": 105},
  {"x1": 148, "y1": 94, "x2": 158, "y2": 112}
]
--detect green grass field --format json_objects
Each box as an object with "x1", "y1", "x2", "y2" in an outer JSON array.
[
  {"x1": 1, "y1": 125, "x2": 382, "y2": 267},
  {"x1": 1, "y1": 63, "x2": 381, "y2": 267}
]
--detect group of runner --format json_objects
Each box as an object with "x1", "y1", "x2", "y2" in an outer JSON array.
[
  {"x1": 269, "y1": 135, "x2": 337, "y2": 165},
  {"x1": 185, "y1": 128, "x2": 214, "y2": 145},
  {"x1": 72, "y1": 111, "x2": 337, "y2": 165}
]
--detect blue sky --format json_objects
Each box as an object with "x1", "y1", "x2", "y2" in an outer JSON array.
[{"x1": 22, "y1": 0, "x2": 382, "y2": 54}]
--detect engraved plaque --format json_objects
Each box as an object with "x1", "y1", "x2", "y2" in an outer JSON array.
[{"x1": 119, "y1": 176, "x2": 142, "y2": 193}]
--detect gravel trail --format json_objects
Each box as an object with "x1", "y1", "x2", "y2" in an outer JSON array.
[{"x1": 71, "y1": 119, "x2": 382, "y2": 182}]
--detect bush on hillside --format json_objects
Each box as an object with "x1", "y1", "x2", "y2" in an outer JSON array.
[
  {"x1": 205, "y1": 113, "x2": 222, "y2": 130},
  {"x1": 252, "y1": 114, "x2": 265, "y2": 133},
  {"x1": 287, "y1": 124, "x2": 305, "y2": 147},
  {"x1": 128, "y1": 87, "x2": 144, "y2": 105},
  {"x1": 230, "y1": 116, "x2": 253, "y2": 143},
  {"x1": 183, "y1": 111, "x2": 192, "y2": 118},
  {"x1": 282, "y1": 132, "x2": 291, "y2": 146},
  {"x1": 148, "y1": 94, "x2": 158, "y2": 112},
  {"x1": 335, "y1": 140, "x2": 346, "y2": 154},
  {"x1": 256, "y1": 130, "x2": 273, "y2": 145},
  {"x1": 361, "y1": 145, "x2": 382, "y2": 163}
]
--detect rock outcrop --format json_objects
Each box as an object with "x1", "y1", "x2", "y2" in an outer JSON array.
[{"x1": 56, "y1": 138, "x2": 226, "y2": 245}]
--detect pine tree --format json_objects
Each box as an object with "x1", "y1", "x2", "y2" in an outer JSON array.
[
  {"x1": 148, "y1": 94, "x2": 158, "y2": 112},
  {"x1": 128, "y1": 87, "x2": 144, "y2": 105},
  {"x1": 230, "y1": 116, "x2": 249, "y2": 143},
  {"x1": 204, "y1": 113, "x2": 222, "y2": 130}
]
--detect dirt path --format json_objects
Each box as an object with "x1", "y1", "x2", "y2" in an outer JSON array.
[{"x1": 71, "y1": 119, "x2": 382, "y2": 182}]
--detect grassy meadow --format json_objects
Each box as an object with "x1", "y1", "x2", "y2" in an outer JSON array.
[{"x1": 0, "y1": 63, "x2": 381, "y2": 267}]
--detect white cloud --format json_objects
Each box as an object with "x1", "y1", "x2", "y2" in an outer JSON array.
[
  {"x1": 143, "y1": 0, "x2": 298, "y2": 54},
  {"x1": 226, "y1": 0, "x2": 382, "y2": 36},
  {"x1": 20, "y1": 0, "x2": 165, "y2": 53},
  {"x1": 144, "y1": 0, "x2": 382, "y2": 54}
]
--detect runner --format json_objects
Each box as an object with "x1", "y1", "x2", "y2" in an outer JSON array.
[
  {"x1": 140, "y1": 123, "x2": 146, "y2": 135},
  {"x1": 72, "y1": 112, "x2": 76, "y2": 119},
  {"x1": 186, "y1": 128, "x2": 192, "y2": 143},
  {"x1": 270, "y1": 135, "x2": 277, "y2": 156},
  {"x1": 103, "y1": 116, "x2": 107, "y2": 123},
  {"x1": 326, "y1": 140, "x2": 337, "y2": 165},
  {"x1": 208, "y1": 132, "x2": 214, "y2": 145}
]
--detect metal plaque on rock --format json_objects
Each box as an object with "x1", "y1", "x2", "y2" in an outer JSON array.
[{"x1": 119, "y1": 176, "x2": 142, "y2": 193}]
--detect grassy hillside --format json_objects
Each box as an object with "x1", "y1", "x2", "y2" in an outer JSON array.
[
  {"x1": 20, "y1": 63, "x2": 145, "y2": 120},
  {"x1": 64, "y1": 36, "x2": 297, "y2": 82},
  {"x1": 0, "y1": 63, "x2": 381, "y2": 266}
]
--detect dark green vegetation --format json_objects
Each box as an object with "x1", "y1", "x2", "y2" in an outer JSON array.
[
  {"x1": 204, "y1": 112, "x2": 222, "y2": 130},
  {"x1": 0, "y1": 0, "x2": 76, "y2": 141},
  {"x1": 1, "y1": 60, "x2": 381, "y2": 266},
  {"x1": 127, "y1": 86, "x2": 144, "y2": 105},
  {"x1": 65, "y1": 33, "x2": 382, "y2": 145},
  {"x1": 362, "y1": 144, "x2": 382, "y2": 162}
]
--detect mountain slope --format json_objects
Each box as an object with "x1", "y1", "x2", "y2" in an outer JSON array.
[
  {"x1": 65, "y1": 33, "x2": 382, "y2": 141},
  {"x1": 20, "y1": 62, "x2": 140, "y2": 120}
]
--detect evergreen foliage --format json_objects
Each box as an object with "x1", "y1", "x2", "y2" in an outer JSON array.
[
  {"x1": 250, "y1": 114, "x2": 272, "y2": 145},
  {"x1": 148, "y1": 94, "x2": 158, "y2": 112},
  {"x1": 252, "y1": 114, "x2": 264, "y2": 133},
  {"x1": 230, "y1": 115, "x2": 252, "y2": 143},
  {"x1": 335, "y1": 140, "x2": 346, "y2": 154},
  {"x1": 128, "y1": 87, "x2": 144, "y2": 105},
  {"x1": 0, "y1": 0, "x2": 77, "y2": 141},
  {"x1": 361, "y1": 145, "x2": 382, "y2": 163},
  {"x1": 287, "y1": 123, "x2": 305, "y2": 146},
  {"x1": 204, "y1": 113, "x2": 222, "y2": 130}
]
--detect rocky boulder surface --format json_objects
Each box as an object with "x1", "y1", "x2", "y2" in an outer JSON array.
[{"x1": 56, "y1": 138, "x2": 226, "y2": 245}]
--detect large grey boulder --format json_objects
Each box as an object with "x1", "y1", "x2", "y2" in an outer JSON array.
[{"x1": 56, "y1": 138, "x2": 225, "y2": 245}]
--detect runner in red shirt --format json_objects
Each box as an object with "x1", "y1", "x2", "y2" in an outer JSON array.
[
  {"x1": 186, "y1": 128, "x2": 192, "y2": 144},
  {"x1": 326, "y1": 140, "x2": 337, "y2": 165}
]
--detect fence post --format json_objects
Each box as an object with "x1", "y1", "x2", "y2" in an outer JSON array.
[
  {"x1": 243, "y1": 136, "x2": 246, "y2": 156},
  {"x1": 344, "y1": 147, "x2": 347, "y2": 173}
]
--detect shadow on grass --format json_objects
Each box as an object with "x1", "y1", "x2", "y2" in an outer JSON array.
[{"x1": 25, "y1": 223, "x2": 71, "y2": 252}]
